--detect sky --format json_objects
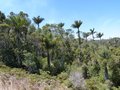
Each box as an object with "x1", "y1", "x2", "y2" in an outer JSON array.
[{"x1": 0, "y1": 0, "x2": 120, "y2": 39}]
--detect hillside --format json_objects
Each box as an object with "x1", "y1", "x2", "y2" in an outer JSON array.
[
  {"x1": 0, "y1": 65, "x2": 69, "y2": 90},
  {"x1": 0, "y1": 11, "x2": 120, "y2": 90}
]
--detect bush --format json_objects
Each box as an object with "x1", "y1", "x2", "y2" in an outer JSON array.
[
  {"x1": 57, "y1": 72, "x2": 68, "y2": 82},
  {"x1": 86, "y1": 77, "x2": 113, "y2": 90},
  {"x1": 69, "y1": 71, "x2": 86, "y2": 90},
  {"x1": 23, "y1": 52, "x2": 40, "y2": 74}
]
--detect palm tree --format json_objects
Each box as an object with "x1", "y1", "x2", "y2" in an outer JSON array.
[
  {"x1": 100, "y1": 49, "x2": 110, "y2": 80},
  {"x1": 82, "y1": 32, "x2": 90, "y2": 42},
  {"x1": 6, "y1": 15, "x2": 30, "y2": 41},
  {"x1": 44, "y1": 32, "x2": 54, "y2": 69},
  {"x1": 72, "y1": 20, "x2": 82, "y2": 45},
  {"x1": 42, "y1": 24, "x2": 56, "y2": 69},
  {"x1": 5, "y1": 13, "x2": 30, "y2": 67},
  {"x1": 90, "y1": 28, "x2": 96, "y2": 40},
  {"x1": 33, "y1": 16, "x2": 44, "y2": 29},
  {"x1": 96, "y1": 32, "x2": 103, "y2": 40}
]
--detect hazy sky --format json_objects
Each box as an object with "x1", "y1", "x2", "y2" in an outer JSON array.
[{"x1": 0, "y1": 0, "x2": 120, "y2": 38}]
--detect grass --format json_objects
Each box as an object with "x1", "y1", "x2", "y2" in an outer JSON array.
[
  {"x1": 0, "y1": 65, "x2": 71, "y2": 89},
  {"x1": 0, "y1": 65, "x2": 55, "y2": 83}
]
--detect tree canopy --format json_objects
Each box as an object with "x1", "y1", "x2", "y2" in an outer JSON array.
[{"x1": 0, "y1": 11, "x2": 120, "y2": 90}]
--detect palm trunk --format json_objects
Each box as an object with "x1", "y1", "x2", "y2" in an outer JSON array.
[
  {"x1": 104, "y1": 64, "x2": 109, "y2": 80},
  {"x1": 78, "y1": 28, "x2": 81, "y2": 45},
  {"x1": 92, "y1": 34, "x2": 94, "y2": 41},
  {"x1": 78, "y1": 28, "x2": 83, "y2": 62},
  {"x1": 38, "y1": 24, "x2": 39, "y2": 29},
  {"x1": 16, "y1": 31, "x2": 21, "y2": 48},
  {"x1": 7, "y1": 29, "x2": 10, "y2": 38},
  {"x1": 16, "y1": 30, "x2": 22, "y2": 67},
  {"x1": 17, "y1": 54, "x2": 22, "y2": 67},
  {"x1": 47, "y1": 49, "x2": 50, "y2": 69},
  {"x1": 86, "y1": 37, "x2": 87, "y2": 42}
]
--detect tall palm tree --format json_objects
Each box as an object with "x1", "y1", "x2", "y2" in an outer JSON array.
[
  {"x1": 44, "y1": 31, "x2": 54, "y2": 69},
  {"x1": 33, "y1": 16, "x2": 44, "y2": 29},
  {"x1": 96, "y1": 32, "x2": 104, "y2": 40},
  {"x1": 72, "y1": 20, "x2": 82, "y2": 45},
  {"x1": 82, "y1": 32, "x2": 90, "y2": 42},
  {"x1": 90, "y1": 28, "x2": 96, "y2": 40},
  {"x1": 100, "y1": 49, "x2": 110, "y2": 80},
  {"x1": 5, "y1": 13, "x2": 30, "y2": 67}
]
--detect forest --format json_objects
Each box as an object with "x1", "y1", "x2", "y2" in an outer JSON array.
[{"x1": 0, "y1": 11, "x2": 120, "y2": 90}]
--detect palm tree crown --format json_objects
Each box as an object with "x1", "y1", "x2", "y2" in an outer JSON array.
[
  {"x1": 96, "y1": 32, "x2": 104, "y2": 40},
  {"x1": 72, "y1": 20, "x2": 82, "y2": 29},
  {"x1": 33, "y1": 16, "x2": 44, "y2": 29},
  {"x1": 90, "y1": 28, "x2": 96, "y2": 40},
  {"x1": 72, "y1": 20, "x2": 82, "y2": 45},
  {"x1": 82, "y1": 32, "x2": 90, "y2": 41}
]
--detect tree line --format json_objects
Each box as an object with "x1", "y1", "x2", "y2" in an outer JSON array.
[{"x1": 0, "y1": 11, "x2": 120, "y2": 89}]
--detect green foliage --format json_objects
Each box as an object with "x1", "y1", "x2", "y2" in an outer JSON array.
[
  {"x1": 0, "y1": 10, "x2": 120, "y2": 89},
  {"x1": 57, "y1": 72, "x2": 68, "y2": 81},
  {"x1": 86, "y1": 77, "x2": 113, "y2": 90},
  {"x1": 88, "y1": 60, "x2": 100, "y2": 77},
  {"x1": 23, "y1": 51, "x2": 40, "y2": 74},
  {"x1": 109, "y1": 59, "x2": 120, "y2": 87},
  {"x1": 57, "y1": 72, "x2": 73, "y2": 88},
  {"x1": 33, "y1": 16, "x2": 44, "y2": 28}
]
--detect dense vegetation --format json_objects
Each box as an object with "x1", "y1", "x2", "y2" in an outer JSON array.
[{"x1": 0, "y1": 11, "x2": 120, "y2": 90}]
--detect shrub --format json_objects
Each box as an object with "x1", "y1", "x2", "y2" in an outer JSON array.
[{"x1": 69, "y1": 71, "x2": 86, "y2": 90}]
